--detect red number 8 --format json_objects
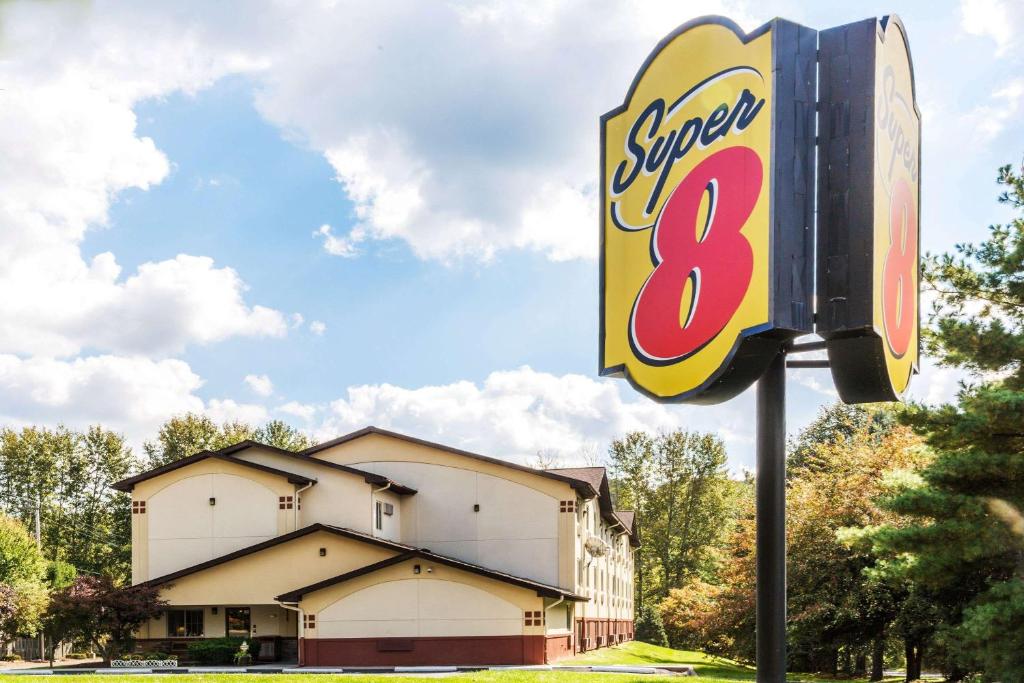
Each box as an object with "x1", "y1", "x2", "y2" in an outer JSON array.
[
  {"x1": 882, "y1": 178, "x2": 917, "y2": 358},
  {"x1": 630, "y1": 146, "x2": 762, "y2": 364}
]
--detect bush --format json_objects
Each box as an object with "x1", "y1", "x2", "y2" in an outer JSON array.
[
  {"x1": 186, "y1": 638, "x2": 259, "y2": 665},
  {"x1": 634, "y1": 604, "x2": 668, "y2": 647},
  {"x1": 1, "y1": 653, "x2": 22, "y2": 661},
  {"x1": 659, "y1": 580, "x2": 727, "y2": 650}
]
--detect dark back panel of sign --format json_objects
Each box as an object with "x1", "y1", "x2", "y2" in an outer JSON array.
[
  {"x1": 816, "y1": 18, "x2": 878, "y2": 334},
  {"x1": 768, "y1": 19, "x2": 817, "y2": 336}
]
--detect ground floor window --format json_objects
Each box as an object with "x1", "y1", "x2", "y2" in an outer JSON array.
[
  {"x1": 226, "y1": 607, "x2": 251, "y2": 638},
  {"x1": 167, "y1": 609, "x2": 204, "y2": 637}
]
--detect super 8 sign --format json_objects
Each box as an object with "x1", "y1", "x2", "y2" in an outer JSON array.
[
  {"x1": 817, "y1": 16, "x2": 921, "y2": 402},
  {"x1": 599, "y1": 18, "x2": 817, "y2": 403}
]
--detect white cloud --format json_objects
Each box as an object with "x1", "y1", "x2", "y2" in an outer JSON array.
[
  {"x1": 277, "y1": 401, "x2": 317, "y2": 422},
  {"x1": 315, "y1": 223, "x2": 360, "y2": 258},
  {"x1": 309, "y1": 321, "x2": 327, "y2": 336},
  {"x1": 960, "y1": 79, "x2": 1024, "y2": 143},
  {"x1": 247, "y1": 0, "x2": 756, "y2": 263},
  {"x1": 961, "y1": 0, "x2": 1023, "y2": 54},
  {"x1": 0, "y1": 1, "x2": 286, "y2": 359},
  {"x1": 244, "y1": 373, "x2": 274, "y2": 397},
  {"x1": 205, "y1": 398, "x2": 269, "y2": 426},
  {"x1": 0, "y1": 354, "x2": 203, "y2": 446},
  {"x1": 290, "y1": 313, "x2": 305, "y2": 328},
  {"x1": 311, "y1": 365, "x2": 753, "y2": 466}
]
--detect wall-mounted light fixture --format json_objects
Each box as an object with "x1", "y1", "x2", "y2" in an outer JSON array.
[
  {"x1": 473, "y1": 504, "x2": 480, "y2": 512},
  {"x1": 413, "y1": 564, "x2": 421, "y2": 574},
  {"x1": 319, "y1": 548, "x2": 327, "y2": 557},
  {"x1": 209, "y1": 497, "x2": 216, "y2": 506}
]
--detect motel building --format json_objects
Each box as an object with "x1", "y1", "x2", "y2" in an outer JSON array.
[{"x1": 114, "y1": 427, "x2": 637, "y2": 666}]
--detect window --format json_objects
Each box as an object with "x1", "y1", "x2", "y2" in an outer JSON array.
[
  {"x1": 303, "y1": 614, "x2": 316, "y2": 629},
  {"x1": 167, "y1": 609, "x2": 203, "y2": 637},
  {"x1": 375, "y1": 501, "x2": 383, "y2": 530},
  {"x1": 131, "y1": 500, "x2": 146, "y2": 514},
  {"x1": 225, "y1": 607, "x2": 250, "y2": 638},
  {"x1": 524, "y1": 610, "x2": 544, "y2": 627},
  {"x1": 278, "y1": 496, "x2": 293, "y2": 510}
]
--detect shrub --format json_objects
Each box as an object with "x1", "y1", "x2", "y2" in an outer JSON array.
[
  {"x1": 634, "y1": 604, "x2": 668, "y2": 647},
  {"x1": 186, "y1": 638, "x2": 260, "y2": 665},
  {"x1": 659, "y1": 580, "x2": 727, "y2": 650},
  {"x1": 1, "y1": 653, "x2": 22, "y2": 661}
]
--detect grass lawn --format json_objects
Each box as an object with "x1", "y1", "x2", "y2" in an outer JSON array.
[{"x1": 0, "y1": 643, "x2": 906, "y2": 683}]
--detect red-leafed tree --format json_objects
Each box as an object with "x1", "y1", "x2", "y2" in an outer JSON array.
[{"x1": 43, "y1": 576, "x2": 166, "y2": 664}]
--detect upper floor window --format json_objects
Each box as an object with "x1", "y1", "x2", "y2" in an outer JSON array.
[
  {"x1": 167, "y1": 609, "x2": 203, "y2": 637},
  {"x1": 375, "y1": 501, "x2": 383, "y2": 530}
]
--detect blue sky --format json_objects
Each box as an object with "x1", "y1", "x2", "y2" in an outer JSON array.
[{"x1": 1, "y1": 0, "x2": 1022, "y2": 472}]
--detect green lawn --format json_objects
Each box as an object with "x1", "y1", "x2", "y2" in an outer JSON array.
[
  {"x1": 567, "y1": 642, "x2": 903, "y2": 682},
  {"x1": 0, "y1": 642, "x2": 906, "y2": 683}
]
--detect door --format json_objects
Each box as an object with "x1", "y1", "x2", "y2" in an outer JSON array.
[{"x1": 226, "y1": 607, "x2": 251, "y2": 638}]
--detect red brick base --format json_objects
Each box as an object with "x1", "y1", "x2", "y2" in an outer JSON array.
[
  {"x1": 574, "y1": 618, "x2": 635, "y2": 654},
  {"x1": 303, "y1": 635, "x2": 547, "y2": 666},
  {"x1": 298, "y1": 620, "x2": 634, "y2": 666}
]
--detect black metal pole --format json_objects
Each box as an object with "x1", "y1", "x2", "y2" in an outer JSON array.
[{"x1": 756, "y1": 351, "x2": 786, "y2": 682}]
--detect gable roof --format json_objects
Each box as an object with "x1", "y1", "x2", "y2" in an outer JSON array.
[
  {"x1": 615, "y1": 510, "x2": 636, "y2": 530},
  {"x1": 301, "y1": 426, "x2": 600, "y2": 498},
  {"x1": 111, "y1": 451, "x2": 315, "y2": 492},
  {"x1": 141, "y1": 523, "x2": 416, "y2": 587},
  {"x1": 218, "y1": 440, "x2": 416, "y2": 495},
  {"x1": 547, "y1": 466, "x2": 638, "y2": 543},
  {"x1": 276, "y1": 549, "x2": 587, "y2": 603}
]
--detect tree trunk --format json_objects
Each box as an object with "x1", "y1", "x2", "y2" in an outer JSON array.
[
  {"x1": 904, "y1": 641, "x2": 914, "y2": 683},
  {"x1": 855, "y1": 652, "x2": 867, "y2": 676},
  {"x1": 843, "y1": 646, "x2": 853, "y2": 676},
  {"x1": 870, "y1": 635, "x2": 885, "y2": 681}
]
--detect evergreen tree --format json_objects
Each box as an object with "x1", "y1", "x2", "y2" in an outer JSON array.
[
  {"x1": 866, "y1": 164, "x2": 1024, "y2": 681},
  {"x1": 634, "y1": 603, "x2": 668, "y2": 647}
]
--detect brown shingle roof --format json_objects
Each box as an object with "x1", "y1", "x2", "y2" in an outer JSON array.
[
  {"x1": 140, "y1": 523, "x2": 416, "y2": 587},
  {"x1": 219, "y1": 440, "x2": 416, "y2": 495},
  {"x1": 111, "y1": 451, "x2": 315, "y2": 492},
  {"x1": 301, "y1": 426, "x2": 600, "y2": 498}
]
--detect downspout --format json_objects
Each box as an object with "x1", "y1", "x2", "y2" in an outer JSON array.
[
  {"x1": 277, "y1": 602, "x2": 304, "y2": 666},
  {"x1": 542, "y1": 596, "x2": 566, "y2": 663},
  {"x1": 293, "y1": 482, "x2": 314, "y2": 531},
  {"x1": 371, "y1": 483, "x2": 391, "y2": 536}
]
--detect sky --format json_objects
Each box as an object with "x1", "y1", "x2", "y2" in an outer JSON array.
[{"x1": 0, "y1": 0, "x2": 1021, "y2": 473}]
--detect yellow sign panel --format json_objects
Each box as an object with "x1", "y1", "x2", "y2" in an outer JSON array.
[
  {"x1": 873, "y1": 18, "x2": 920, "y2": 397},
  {"x1": 600, "y1": 18, "x2": 814, "y2": 403}
]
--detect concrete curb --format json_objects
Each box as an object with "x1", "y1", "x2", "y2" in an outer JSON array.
[{"x1": 0, "y1": 663, "x2": 695, "y2": 676}]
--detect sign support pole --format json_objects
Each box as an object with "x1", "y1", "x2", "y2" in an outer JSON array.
[{"x1": 756, "y1": 351, "x2": 786, "y2": 682}]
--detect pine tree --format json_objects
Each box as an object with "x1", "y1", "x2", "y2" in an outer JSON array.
[{"x1": 867, "y1": 164, "x2": 1024, "y2": 681}]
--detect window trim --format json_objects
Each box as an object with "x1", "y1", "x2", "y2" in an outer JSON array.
[{"x1": 166, "y1": 608, "x2": 204, "y2": 638}]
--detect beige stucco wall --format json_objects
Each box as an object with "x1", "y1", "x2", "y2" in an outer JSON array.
[
  {"x1": 309, "y1": 433, "x2": 574, "y2": 586},
  {"x1": 132, "y1": 458, "x2": 300, "y2": 583},
  {"x1": 154, "y1": 529, "x2": 399, "y2": 606},
  {"x1": 230, "y1": 447, "x2": 387, "y2": 535},
  {"x1": 573, "y1": 497, "x2": 634, "y2": 623},
  {"x1": 297, "y1": 558, "x2": 547, "y2": 640},
  {"x1": 137, "y1": 604, "x2": 298, "y2": 640}
]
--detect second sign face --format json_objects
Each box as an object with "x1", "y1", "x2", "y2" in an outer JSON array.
[
  {"x1": 600, "y1": 18, "x2": 815, "y2": 404},
  {"x1": 817, "y1": 16, "x2": 921, "y2": 402}
]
